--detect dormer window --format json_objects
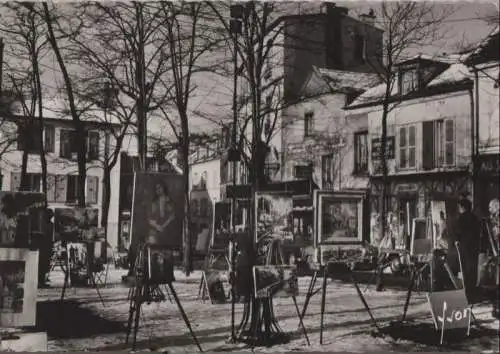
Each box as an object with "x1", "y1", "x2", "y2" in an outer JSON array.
[{"x1": 398, "y1": 66, "x2": 420, "y2": 95}]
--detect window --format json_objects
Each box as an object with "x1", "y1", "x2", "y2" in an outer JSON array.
[
  {"x1": 17, "y1": 122, "x2": 42, "y2": 153},
  {"x1": 321, "y1": 154, "x2": 334, "y2": 189},
  {"x1": 294, "y1": 164, "x2": 312, "y2": 180},
  {"x1": 44, "y1": 125, "x2": 55, "y2": 153},
  {"x1": 60, "y1": 129, "x2": 78, "y2": 159},
  {"x1": 422, "y1": 119, "x2": 455, "y2": 169},
  {"x1": 66, "y1": 175, "x2": 80, "y2": 203},
  {"x1": 354, "y1": 34, "x2": 366, "y2": 63},
  {"x1": 87, "y1": 131, "x2": 100, "y2": 161},
  {"x1": 399, "y1": 67, "x2": 420, "y2": 95},
  {"x1": 304, "y1": 111, "x2": 314, "y2": 138},
  {"x1": 25, "y1": 173, "x2": 42, "y2": 192},
  {"x1": 398, "y1": 125, "x2": 416, "y2": 169},
  {"x1": 353, "y1": 131, "x2": 368, "y2": 174},
  {"x1": 200, "y1": 171, "x2": 207, "y2": 189}
]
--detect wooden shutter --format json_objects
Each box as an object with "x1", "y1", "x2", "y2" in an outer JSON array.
[
  {"x1": 398, "y1": 126, "x2": 407, "y2": 168},
  {"x1": 86, "y1": 176, "x2": 99, "y2": 204},
  {"x1": 55, "y1": 175, "x2": 67, "y2": 202},
  {"x1": 47, "y1": 174, "x2": 56, "y2": 202},
  {"x1": 408, "y1": 126, "x2": 416, "y2": 168},
  {"x1": 60, "y1": 130, "x2": 70, "y2": 158},
  {"x1": 44, "y1": 125, "x2": 55, "y2": 153},
  {"x1": 422, "y1": 121, "x2": 435, "y2": 170},
  {"x1": 444, "y1": 120, "x2": 455, "y2": 166},
  {"x1": 10, "y1": 172, "x2": 21, "y2": 192}
]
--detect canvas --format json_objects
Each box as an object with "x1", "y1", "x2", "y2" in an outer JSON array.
[
  {"x1": 431, "y1": 201, "x2": 447, "y2": 249},
  {"x1": 0, "y1": 249, "x2": 38, "y2": 327},
  {"x1": 211, "y1": 202, "x2": 231, "y2": 250},
  {"x1": 255, "y1": 193, "x2": 293, "y2": 243},
  {"x1": 0, "y1": 192, "x2": 45, "y2": 248},
  {"x1": 54, "y1": 208, "x2": 99, "y2": 242},
  {"x1": 203, "y1": 270, "x2": 227, "y2": 304},
  {"x1": 131, "y1": 173, "x2": 184, "y2": 249},
  {"x1": 146, "y1": 245, "x2": 177, "y2": 284},
  {"x1": 253, "y1": 265, "x2": 298, "y2": 299}
]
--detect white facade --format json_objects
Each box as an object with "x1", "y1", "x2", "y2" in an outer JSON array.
[{"x1": 476, "y1": 63, "x2": 500, "y2": 155}]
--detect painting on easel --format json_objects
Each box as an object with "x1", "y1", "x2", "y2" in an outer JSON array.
[{"x1": 430, "y1": 201, "x2": 447, "y2": 249}]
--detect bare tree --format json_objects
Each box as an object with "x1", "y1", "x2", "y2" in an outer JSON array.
[
  {"x1": 0, "y1": 3, "x2": 49, "y2": 205},
  {"x1": 361, "y1": 2, "x2": 455, "y2": 246}
]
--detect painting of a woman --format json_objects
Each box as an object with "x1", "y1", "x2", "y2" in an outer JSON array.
[{"x1": 148, "y1": 182, "x2": 175, "y2": 245}]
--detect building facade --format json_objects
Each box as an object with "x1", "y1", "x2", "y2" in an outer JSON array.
[{"x1": 0, "y1": 100, "x2": 122, "y2": 250}]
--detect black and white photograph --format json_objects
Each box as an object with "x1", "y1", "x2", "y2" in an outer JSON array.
[{"x1": 0, "y1": 1, "x2": 498, "y2": 352}]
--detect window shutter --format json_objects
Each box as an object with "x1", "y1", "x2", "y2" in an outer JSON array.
[
  {"x1": 10, "y1": 172, "x2": 21, "y2": 192},
  {"x1": 47, "y1": 174, "x2": 56, "y2": 202},
  {"x1": 422, "y1": 121, "x2": 435, "y2": 170},
  {"x1": 88, "y1": 131, "x2": 100, "y2": 160},
  {"x1": 398, "y1": 126, "x2": 407, "y2": 168},
  {"x1": 86, "y1": 176, "x2": 99, "y2": 204},
  {"x1": 55, "y1": 175, "x2": 67, "y2": 202},
  {"x1": 60, "y1": 130, "x2": 69, "y2": 158},
  {"x1": 445, "y1": 120, "x2": 455, "y2": 165},
  {"x1": 44, "y1": 125, "x2": 55, "y2": 153}
]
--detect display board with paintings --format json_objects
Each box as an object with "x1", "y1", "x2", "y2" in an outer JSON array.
[
  {"x1": 130, "y1": 173, "x2": 184, "y2": 249},
  {"x1": 252, "y1": 265, "x2": 298, "y2": 299},
  {"x1": 314, "y1": 191, "x2": 364, "y2": 247},
  {"x1": 254, "y1": 192, "x2": 293, "y2": 243},
  {"x1": 54, "y1": 208, "x2": 99, "y2": 242},
  {"x1": 0, "y1": 248, "x2": 39, "y2": 327},
  {"x1": 0, "y1": 192, "x2": 45, "y2": 248}
]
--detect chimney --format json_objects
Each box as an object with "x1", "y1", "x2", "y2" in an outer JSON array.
[
  {"x1": 325, "y1": 3, "x2": 349, "y2": 17},
  {"x1": 359, "y1": 9, "x2": 376, "y2": 27}
]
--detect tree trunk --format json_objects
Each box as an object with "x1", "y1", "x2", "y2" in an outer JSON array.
[
  {"x1": 20, "y1": 148, "x2": 29, "y2": 191},
  {"x1": 379, "y1": 82, "x2": 392, "y2": 246},
  {"x1": 180, "y1": 132, "x2": 192, "y2": 275},
  {"x1": 34, "y1": 51, "x2": 48, "y2": 208}
]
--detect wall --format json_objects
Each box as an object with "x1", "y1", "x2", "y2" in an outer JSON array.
[
  {"x1": 365, "y1": 90, "x2": 473, "y2": 175},
  {"x1": 282, "y1": 92, "x2": 369, "y2": 190},
  {"x1": 0, "y1": 120, "x2": 121, "y2": 250},
  {"x1": 477, "y1": 64, "x2": 500, "y2": 154}
]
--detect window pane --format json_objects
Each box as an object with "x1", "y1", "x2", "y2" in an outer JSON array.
[
  {"x1": 445, "y1": 142, "x2": 454, "y2": 165},
  {"x1": 408, "y1": 126, "x2": 416, "y2": 146},
  {"x1": 409, "y1": 147, "x2": 416, "y2": 167},
  {"x1": 445, "y1": 120, "x2": 454, "y2": 142},
  {"x1": 400, "y1": 148, "x2": 407, "y2": 168},
  {"x1": 399, "y1": 127, "x2": 407, "y2": 147}
]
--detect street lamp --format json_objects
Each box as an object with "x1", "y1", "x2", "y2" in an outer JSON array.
[{"x1": 228, "y1": 3, "x2": 243, "y2": 343}]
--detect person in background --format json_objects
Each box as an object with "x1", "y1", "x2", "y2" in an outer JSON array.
[
  {"x1": 40, "y1": 208, "x2": 55, "y2": 286},
  {"x1": 488, "y1": 198, "x2": 499, "y2": 319},
  {"x1": 449, "y1": 198, "x2": 481, "y2": 304}
]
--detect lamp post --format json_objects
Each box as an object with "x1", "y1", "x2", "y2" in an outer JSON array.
[{"x1": 228, "y1": 3, "x2": 243, "y2": 343}]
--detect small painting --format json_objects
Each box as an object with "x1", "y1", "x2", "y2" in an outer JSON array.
[
  {"x1": 431, "y1": 201, "x2": 447, "y2": 249},
  {"x1": 146, "y1": 245, "x2": 177, "y2": 284},
  {"x1": 0, "y1": 261, "x2": 25, "y2": 314},
  {"x1": 54, "y1": 208, "x2": 99, "y2": 242},
  {"x1": 255, "y1": 193, "x2": 293, "y2": 243},
  {"x1": 253, "y1": 265, "x2": 298, "y2": 299},
  {"x1": 202, "y1": 270, "x2": 227, "y2": 304},
  {"x1": 0, "y1": 192, "x2": 45, "y2": 248},
  {"x1": 211, "y1": 202, "x2": 231, "y2": 250},
  {"x1": 411, "y1": 218, "x2": 432, "y2": 256}
]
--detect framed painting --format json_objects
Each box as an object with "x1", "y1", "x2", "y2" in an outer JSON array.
[
  {"x1": 0, "y1": 248, "x2": 38, "y2": 327},
  {"x1": 254, "y1": 192, "x2": 293, "y2": 244},
  {"x1": 54, "y1": 208, "x2": 99, "y2": 242},
  {"x1": 314, "y1": 190, "x2": 364, "y2": 246},
  {"x1": 410, "y1": 217, "x2": 432, "y2": 256},
  {"x1": 145, "y1": 244, "x2": 178, "y2": 284}
]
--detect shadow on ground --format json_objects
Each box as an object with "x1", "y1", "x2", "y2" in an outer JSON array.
[{"x1": 35, "y1": 300, "x2": 125, "y2": 339}]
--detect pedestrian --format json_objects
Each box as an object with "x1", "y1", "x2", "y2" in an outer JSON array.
[
  {"x1": 449, "y1": 198, "x2": 481, "y2": 304},
  {"x1": 487, "y1": 198, "x2": 499, "y2": 319}
]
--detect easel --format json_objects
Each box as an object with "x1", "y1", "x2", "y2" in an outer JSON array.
[
  {"x1": 197, "y1": 247, "x2": 230, "y2": 302},
  {"x1": 125, "y1": 244, "x2": 202, "y2": 352},
  {"x1": 59, "y1": 240, "x2": 105, "y2": 306},
  {"x1": 299, "y1": 259, "x2": 383, "y2": 344}
]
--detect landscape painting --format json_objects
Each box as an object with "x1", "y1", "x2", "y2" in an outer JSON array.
[
  {"x1": 255, "y1": 192, "x2": 293, "y2": 243},
  {"x1": 54, "y1": 208, "x2": 99, "y2": 242},
  {"x1": 253, "y1": 265, "x2": 298, "y2": 299}
]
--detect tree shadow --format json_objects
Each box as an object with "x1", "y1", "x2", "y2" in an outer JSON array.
[{"x1": 34, "y1": 300, "x2": 126, "y2": 339}]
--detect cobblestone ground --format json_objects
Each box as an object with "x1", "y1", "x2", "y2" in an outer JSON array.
[{"x1": 36, "y1": 267, "x2": 499, "y2": 353}]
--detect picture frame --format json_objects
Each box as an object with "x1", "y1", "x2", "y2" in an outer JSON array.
[
  {"x1": 252, "y1": 265, "x2": 298, "y2": 299},
  {"x1": 314, "y1": 190, "x2": 364, "y2": 246},
  {"x1": 254, "y1": 192, "x2": 294, "y2": 244},
  {"x1": 54, "y1": 208, "x2": 99, "y2": 243},
  {"x1": 0, "y1": 248, "x2": 39, "y2": 327},
  {"x1": 145, "y1": 244, "x2": 177, "y2": 284},
  {"x1": 410, "y1": 217, "x2": 432, "y2": 256}
]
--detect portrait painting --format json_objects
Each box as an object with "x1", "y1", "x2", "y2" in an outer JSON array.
[
  {"x1": 146, "y1": 245, "x2": 176, "y2": 284},
  {"x1": 131, "y1": 173, "x2": 184, "y2": 249}
]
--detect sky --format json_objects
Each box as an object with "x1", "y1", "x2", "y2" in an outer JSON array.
[{"x1": 1, "y1": 1, "x2": 498, "y2": 148}]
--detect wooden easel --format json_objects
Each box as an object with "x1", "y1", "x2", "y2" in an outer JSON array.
[
  {"x1": 125, "y1": 244, "x2": 202, "y2": 351},
  {"x1": 197, "y1": 247, "x2": 231, "y2": 301}
]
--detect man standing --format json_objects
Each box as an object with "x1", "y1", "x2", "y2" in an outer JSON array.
[{"x1": 449, "y1": 198, "x2": 481, "y2": 304}]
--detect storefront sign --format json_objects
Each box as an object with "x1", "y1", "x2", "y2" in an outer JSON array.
[{"x1": 371, "y1": 136, "x2": 395, "y2": 160}]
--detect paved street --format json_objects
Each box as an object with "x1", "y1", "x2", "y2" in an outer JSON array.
[{"x1": 35, "y1": 267, "x2": 499, "y2": 353}]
